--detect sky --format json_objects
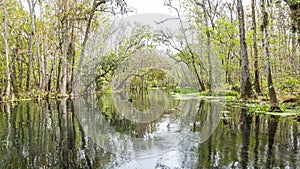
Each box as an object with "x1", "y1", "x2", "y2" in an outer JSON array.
[
  {"x1": 125, "y1": 0, "x2": 174, "y2": 16},
  {"x1": 125, "y1": 0, "x2": 251, "y2": 16}
]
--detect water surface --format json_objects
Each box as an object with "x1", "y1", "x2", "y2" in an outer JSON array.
[{"x1": 0, "y1": 90, "x2": 299, "y2": 168}]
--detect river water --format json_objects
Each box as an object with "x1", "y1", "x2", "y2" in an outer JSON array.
[{"x1": 0, "y1": 90, "x2": 299, "y2": 168}]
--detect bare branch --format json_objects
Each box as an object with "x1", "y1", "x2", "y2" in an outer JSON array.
[{"x1": 154, "y1": 17, "x2": 179, "y2": 25}]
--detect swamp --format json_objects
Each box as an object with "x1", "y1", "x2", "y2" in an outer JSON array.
[{"x1": 1, "y1": 0, "x2": 300, "y2": 168}]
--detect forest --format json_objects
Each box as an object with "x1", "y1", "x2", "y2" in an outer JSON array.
[
  {"x1": 1, "y1": 0, "x2": 300, "y2": 111},
  {"x1": 1, "y1": 0, "x2": 300, "y2": 168}
]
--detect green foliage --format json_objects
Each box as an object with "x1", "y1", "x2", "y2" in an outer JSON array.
[
  {"x1": 172, "y1": 87, "x2": 198, "y2": 94},
  {"x1": 255, "y1": 110, "x2": 300, "y2": 116},
  {"x1": 277, "y1": 76, "x2": 299, "y2": 92},
  {"x1": 181, "y1": 87, "x2": 197, "y2": 94},
  {"x1": 130, "y1": 68, "x2": 168, "y2": 90},
  {"x1": 247, "y1": 103, "x2": 270, "y2": 113},
  {"x1": 199, "y1": 90, "x2": 210, "y2": 96},
  {"x1": 172, "y1": 89, "x2": 181, "y2": 93},
  {"x1": 1, "y1": 0, "x2": 299, "y2": 106},
  {"x1": 173, "y1": 48, "x2": 194, "y2": 64},
  {"x1": 247, "y1": 102, "x2": 300, "y2": 116},
  {"x1": 224, "y1": 90, "x2": 239, "y2": 97}
]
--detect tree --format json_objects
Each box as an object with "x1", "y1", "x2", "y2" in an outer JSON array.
[
  {"x1": 27, "y1": 0, "x2": 45, "y2": 92},
  {"x1": 252, "y1": 0, "x2": 261, "y2": 94},
  {"x1": 284, "y1": 0, "x2": 300, "y2": 43},
  {"x1": 194, "y1": 0, "x2": 213, "y2": 94},
  {"x1": 59, "y1": 0, "x2": 69, "y2": 97},
  {"x1": 0, "y1": 0, "x2": 298, "y2": 103},
  {"x1": 237, "y1": 0, "x2": 252, "y2": 99},
  {"x1": 73, "y1": 0, "x2": 126, "y2": 96},
  {"x1": 25, "y1": 0, "x2": 33, "y2": 92},
  {"x1": 261, "y1": 0, "x2": 281, "y2": 111},
  {"x1": 2, "y1": 0, "x2": 11, "y2": 100},
  {"x1": 162, "y1": 0, "x2": 206, "y2": 91},
  {"x1": 73, "y1": 0, "x2": 107, "y2": 96},
  {"x1": 284, "y1": 0, "x2": 300, "y2": 71}
]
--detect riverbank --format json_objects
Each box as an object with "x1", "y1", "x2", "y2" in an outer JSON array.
[{"x1": 1, "y1": 88, "x2": 299, "y2": 122}]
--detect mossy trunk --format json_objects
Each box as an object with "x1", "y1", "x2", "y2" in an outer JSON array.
[
  {"x1": 261, "y1": 0, "x2": 281, "y2": 112},
  {"x1": 237, "y1": 0, "x2": 252, "y2": 100}
]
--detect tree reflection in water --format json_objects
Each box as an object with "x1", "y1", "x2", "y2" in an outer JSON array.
[
  {"x1": 240, "y1": 107, "x2": 252, "y2": 168},
  {"x1": 265, "y1": 116, "x2": 278, "y2": 169},
  {"x1": 0, "y1": 100, "x2": 111, "y2": 169},
  {"x1": 0, "y1": 93, "x2": 299, "y2": 168}
]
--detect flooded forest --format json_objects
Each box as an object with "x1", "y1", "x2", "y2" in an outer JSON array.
[{"x1": 1, "y1": 0, "x2": 300, "y2": 168}]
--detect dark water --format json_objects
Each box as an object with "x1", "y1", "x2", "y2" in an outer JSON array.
[{"x1": 0, "y1": 90, "x2": 299, "y2": 168}]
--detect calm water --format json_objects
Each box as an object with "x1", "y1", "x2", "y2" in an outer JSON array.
[{"x1": 0, "y1": 90, "x2": 299, "y2": 168}]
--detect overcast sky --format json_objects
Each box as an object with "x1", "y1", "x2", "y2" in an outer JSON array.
[
  {"x1": 126, "y1": 0, "x2": 173, "y2": 15},
  {"x1": 125, "y1": 0, "x2": 251, "y2": 16}
]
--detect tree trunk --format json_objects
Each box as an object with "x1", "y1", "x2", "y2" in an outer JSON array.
[
  {"x1": 237, "y1": 0, "x2": 252, "y2": 100},
  {"x1": 56, "y1": 58, "x2": 61, "y2": 92},
  {"x1": 27, "y1": 0, "x2": 45, "y2": 92},
  {"x1": 291, "y1": 27, "x2": 298, "y2": 72},
  {"x1": 227, "y1": 2, "x2": 235, "y2": 86},
  {"x1": 60, "y1": 0, "x2": 69, "y2": 97},
  {"x1": 18, "y1": 54, "x2": 24, "y2": 90},
  {"x1": 39, "y1": 1, "x2": 47, "y2": 92},
  {"x1": 261, "y1": 0, "x2": 280, "y2": 111},
  {"x1": 252, "y1": 0, "x2": 261, "y2": 94},
  {"x1": 285, "y1": 1, "x2": 300, "y2": 43},
  {"x1": 26, "y1": 1, "x2": 33, "y2": 92},
  {"x1": 3, "y1": 0, "x2": 11, "y2": 99},
  {"x1": 11, "y1": 47, "x2": 18, "y2": 97},
  {"x1": 202, "y1": 0, "x2": 213, "y2": 94},
  {"x1": 34, "y1": 9, "x2": 45, "y2": 91},
  {"x1": 67, "y1": 21, "x2": 76, "y2": 94}
]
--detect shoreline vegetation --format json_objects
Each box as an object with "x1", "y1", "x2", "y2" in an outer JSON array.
[{"x1": 1, "y1": 87, "x2": 299, "y2": 120}]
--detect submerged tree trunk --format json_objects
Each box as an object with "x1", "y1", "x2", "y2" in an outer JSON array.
[
  {"x1": 261, "y1": 0, "x2": 281, "y2": 111},
  {"x1": 237, "y1": 0, "x2": 252, "y2": 99},
  {"x1": 252, "y1": 0, "x2": 261, "y2": 94},
  {"x1": 3, "y1": 0, "x2": 11, "y2": 99}
]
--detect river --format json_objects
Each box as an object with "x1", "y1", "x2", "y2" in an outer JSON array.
[{"x1": 0, "y1": 89, "x2": 299, "y2": 168}]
